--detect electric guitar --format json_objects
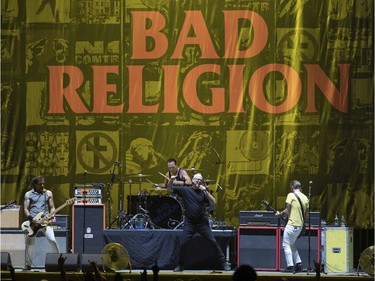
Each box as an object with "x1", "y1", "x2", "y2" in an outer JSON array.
[
  {"x1": 21, "y1": 197, "x2": 76, "y2": 237},
  {"x1": 261, "y1": 200, "x2": 287, "y2": 223}
]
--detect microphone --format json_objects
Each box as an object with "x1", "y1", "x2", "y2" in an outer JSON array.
[
  {"x1": 114, "y1": 161, "x2": 122, "y2": 167},
  {"x1": 217, "y1": 183, "x2": 223, "y2": 190},
  {"x1": 309, "y1": 181, "x2": 313, "y2": 186},
  {"x1": 83, "y1": 170, "x2": 87, "y2": 186}
]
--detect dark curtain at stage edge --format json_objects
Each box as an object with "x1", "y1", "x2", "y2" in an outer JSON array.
[{"x1": 1, "y1": 0, "x2": 373, "y2": 229}]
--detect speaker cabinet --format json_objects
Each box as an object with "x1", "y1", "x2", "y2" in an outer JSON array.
[
  {"x1": 81, "y1": 253, "x2": 105, "y2": 272},
  {"x1": 45, "y1": 253, "x2": 80, "y2": 272},
  {"x1": 32, "y1": 230, "x2": 70, "y2": 268},
  {"x1": 72, "y1": 204, "x2": 105, "y2": 254},
  {"x1": 279, "y1": 227, "x2": 321, "y2": 270},
  {"x1": 238, "y1": 226, "x2": 279, "y2": 271},
  {"x1": 1, "y1": 252, "x2": 12, "y2": 270}
]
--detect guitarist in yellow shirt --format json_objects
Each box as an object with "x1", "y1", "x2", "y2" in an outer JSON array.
[
  {"x1": 23, "y1": 175, "x2": 60, "y2": 270},
  {"x1": 276, "y1": 180, "x2": 309, "y2": 273}
]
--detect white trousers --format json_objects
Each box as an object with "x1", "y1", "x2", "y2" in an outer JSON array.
[
  {"x1": 282, "y1": 224, "x2": 303, "y2": 267},
  {"x1": 25, "y1": 225, "x2": 60, "y2": 267}
]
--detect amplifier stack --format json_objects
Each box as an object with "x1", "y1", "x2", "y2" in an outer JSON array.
[
  {"x1": 238, "y1": 210, "x2": 322, "y2": 271},
  {"x1": 74, "y1": 183, "x2": 104, "y2": 204}
]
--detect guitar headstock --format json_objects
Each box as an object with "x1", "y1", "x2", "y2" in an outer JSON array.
[
  {"x1": 66, "y1": 197, "x2": 77, "y2": 205},
  {"x1": 261, "y1": 200, "x2": 270, "y2": 207}
]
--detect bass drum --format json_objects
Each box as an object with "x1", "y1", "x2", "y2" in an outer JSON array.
[{"x1": 150, "y1": 196, "x2": 183, "y2": 229}]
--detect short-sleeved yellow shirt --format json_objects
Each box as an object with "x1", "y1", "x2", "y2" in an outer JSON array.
[{"x1": 285, "y1": 191, "x2": 309, "y2": 226}]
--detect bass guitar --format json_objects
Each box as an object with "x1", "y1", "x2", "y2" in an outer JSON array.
[{"x1": 21, "y1": 197, "x2": 76, "y2": 237}]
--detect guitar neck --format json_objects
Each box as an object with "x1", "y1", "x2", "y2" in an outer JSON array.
[
  {"x1": 51, "y1": 202, "x2": 69, "y2": 216},
  {"x1": 49, "y1": 198, "x2": 75, "y2": 217},
  {"x1": 268, "y1": 206, "x2": 277, "y2": 214},
  {"x1": 262, "y1": 201, "x2": 286, "y2": 221}
]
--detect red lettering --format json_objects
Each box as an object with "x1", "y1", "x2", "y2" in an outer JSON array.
[
  {"x1": 47, "y1": 66, "x2": 89, "y2": 114},
  {"x1": 131, "y1": 11, "x2": 168, "y2": 59},
  {"x1": 223, "y1": 10, "x2": 268, "y2": 59},
  {"x1": 163, "y1": 65, "x2": 180, "y2": 113},
  {"x1": 92, "y1": 65, "x2": 123, "y2": 113},
  {"x1": 249, "y1": 64, "x2": 301, "y2": 113},
  {"x1": 183, "y1": 64, "x2": 224, "y2": 114},
  {"x1": 127, "y1": 65, "x2": 159, "y2": 113},
  {"x1": 228, "y1": 64, "x2": 245, "y2": 113},
  {"x1": 305, "y1": 64, "x2": 349, "y2": 113},
  {"x1": 171, "y1": 11, "x2": 219, "y2": 59}
]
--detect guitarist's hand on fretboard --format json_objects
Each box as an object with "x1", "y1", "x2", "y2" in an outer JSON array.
[
  {"x1": 275, "y1": 211, "x2": 283, "y2": 218},
  {"x1": 261, "y1": 200, "x2": 287, "y2": 221}
]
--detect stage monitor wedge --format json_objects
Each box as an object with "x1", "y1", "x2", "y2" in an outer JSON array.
[
  {"x1": 1, "y1": 252, "x2": 12, "y2": 271},
  {"x1": 45, "y1": 253, "x2": 80, "y2": 272}
]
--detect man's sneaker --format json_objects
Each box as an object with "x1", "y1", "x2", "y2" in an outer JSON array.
[
  {"x1": 222, "y1": 262, "x2": 231, "y2": 271},
  {"x1": 294, "y1": 263, "x2": 302, "y2": 272},
  {"x1": 22, "y1": 265, "x2": 31, "y2": 271},
  {"x1": 283, "y1": 266, "x2": 294, "y2": 273},
  {"x1": 294, "y1": 263, "x2": 308, "y2": 272},
  {"x1": 173, "y1": 265, "x2": 184, "y2": 272}
]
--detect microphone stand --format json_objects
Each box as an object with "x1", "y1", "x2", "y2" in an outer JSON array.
[
  {"x1": 307, "y1": 181, "x2": 312, "y2": 274},
  {"x1": 106, "y1": 164, "x2": 116, "y2": 229},
  {"x1": 82, "y1": 171, "x2": 87, "y2": 254}
]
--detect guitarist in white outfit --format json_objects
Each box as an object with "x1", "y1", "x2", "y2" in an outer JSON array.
[
  {"x1": 23, "y1": 175, "x2": 60, "y2": 270},
  {"x1": 276, "y1": 180, "x2": 309, "y2": 273}
]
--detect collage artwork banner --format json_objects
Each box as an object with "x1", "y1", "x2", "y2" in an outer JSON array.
[{"x1": 1, "y1": 0, "x2": 374, "y2": 228}]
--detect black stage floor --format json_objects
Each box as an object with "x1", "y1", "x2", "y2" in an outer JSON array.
[
  {"x1": 1, "y1": 269, "x2": 373, "y2": 281},
  {"x1": 2, "y1": 228, "x2": 372, "y2": 280}
]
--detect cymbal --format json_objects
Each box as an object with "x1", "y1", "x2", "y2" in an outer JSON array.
[
  {"x1": 185, "y1": 167, "x2": 203, "y2": 172},
  {"x1": 102, "y1": 243, "x2": 130, "y2": 270},
  {"x1": 128, "y1": 173, "x2": 152, "y2": 178}
]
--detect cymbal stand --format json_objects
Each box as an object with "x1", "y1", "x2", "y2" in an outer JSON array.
[
  {"x1": 128, "y1": 179, "x2": 133, "y2": 213},
  {"x1": 109, "y1": 166, "x2": 126, "y2": 228},
  {"x1": 136, "y1": 177, "x2": 143, "y2": 213},
  {"x1": 118, "y1": 175, "x2": 125, "y2": 212},
  {"x1": 173, "y1": 218, "x2": 184, "y2": 229},
  {"x1": 118, "y1": 179, "x2": 134, "y2": 229}
]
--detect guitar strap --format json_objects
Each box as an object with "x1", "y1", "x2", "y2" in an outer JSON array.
[{"x1": 294, "y1": 193, "x2": 305, "y2": 222}]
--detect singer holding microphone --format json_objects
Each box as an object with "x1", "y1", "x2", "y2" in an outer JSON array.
[
  {"x1": 275, "y1": 180, "x2": 309, "y2": 273},
  {"x1": 167, "y1": 172, "x2": 230, "y2": 272}
]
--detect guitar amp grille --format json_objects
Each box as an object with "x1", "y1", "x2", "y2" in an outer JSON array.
[
  {"x1": 74, "y1": 189, "x2": 102, "y2": 197},
  {"x1": 74, "y1": 198, "x2": 102, "y2": 204},
  {"x1": 239, "y1": 211, "x2": 280, "y2": 226}
]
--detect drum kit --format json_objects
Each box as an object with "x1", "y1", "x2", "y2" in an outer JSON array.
[
  {"x1": 117, "y1": 173, "x2": 183, "y2": 230},
  {"x1": 117, "y1": 168, "x2": 215, "y2": 230}
]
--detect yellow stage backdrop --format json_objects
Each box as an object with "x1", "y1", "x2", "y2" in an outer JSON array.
[{"x1": 1, "y1": 0, "x2": 373, "y2": 228}]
